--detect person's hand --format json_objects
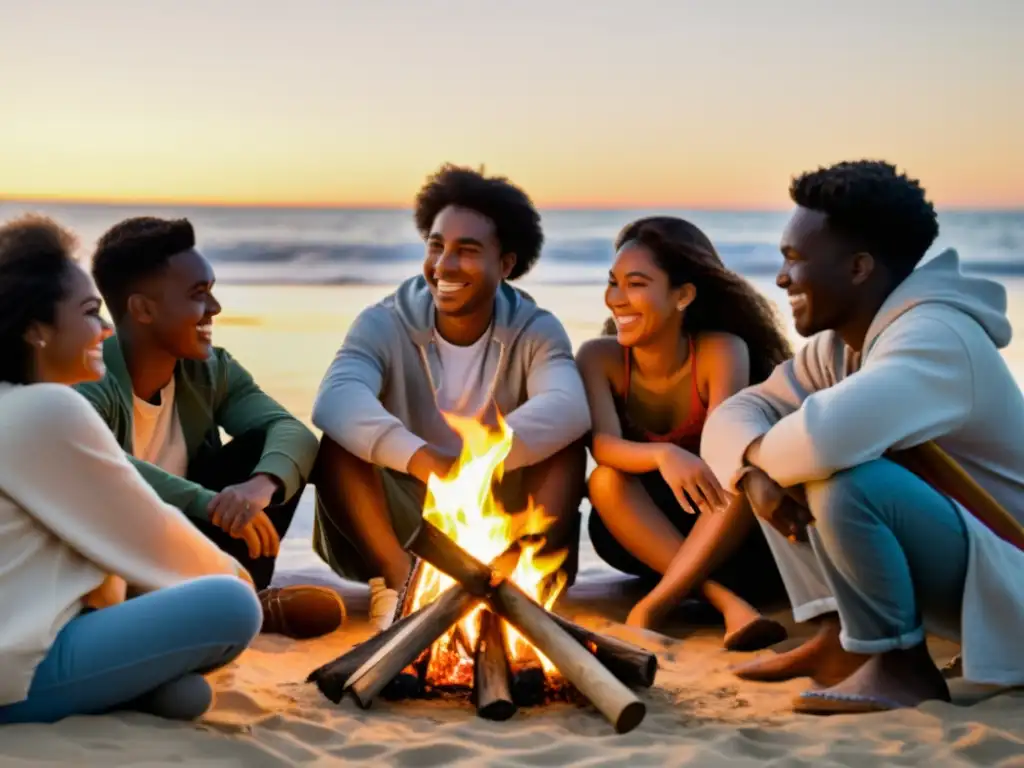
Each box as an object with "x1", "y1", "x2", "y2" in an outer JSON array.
[
  {"x1": 208, "y1": 474, "x2": 279, "y2": 536},
  {"x1": 656, "y1": 445, "x2": 728, "y2": 513},
  {"x1": 741, "y1": 468, "x2": 812, "y2": 542},
  {"x1": 235, "y1": 510, "x2": 281, "y2": 560},
  {"x1": 407, "y1": 444, "x2": 458, "y2": 485}
]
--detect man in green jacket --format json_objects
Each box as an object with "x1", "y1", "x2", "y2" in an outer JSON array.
[{"x1": 76, "y1": 216, "x2": 341, "y2": 638}]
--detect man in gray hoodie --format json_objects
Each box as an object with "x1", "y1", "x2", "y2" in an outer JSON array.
[
  {"x1": 701, "y1": 160, "x2": 1024, "y2": 714},
  {"x1": 311, "y1": 165, "x2": 591, "y2": 628}
]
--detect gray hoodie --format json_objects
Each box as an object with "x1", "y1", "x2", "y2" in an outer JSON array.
[
  {"x1": 312, "y1": 276, "x2": 591, "y2": 473},
  {"x1": 701, "y1": 248, "x2": 1024, "y2": 686},
  {"x1": 701, "y1": 248, "x2": 1024, "y2": 515}
]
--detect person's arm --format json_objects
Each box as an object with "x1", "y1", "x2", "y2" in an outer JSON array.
[
  {"x1": 0, "y1": 386, "x2": 245, "y2": 591},
  {"x1": 312, "y1": 306, "x2": 427, "y2": 473},
  {"x1": 576, "y1": 338, "x2": 665, "y2": 474},
  {"x1": 701, "y1": 332, "x2": 835, "y2": 491},
  {"x1": 503, "y1": 313, "x2": 592, "y2": 471},
  {"x1": 701, "y1": 333, "x2": 752, "y2": 415},
  {"x1": 128, "y1": 457, "x2": 218, "y2": 519},
  {"x1": 75, "y1": 373, "x2": 218, "y2": 519},
  {"x1": 213, "y1": 350, "x2": 319, "y2": 502},
  {"x1": 754, "y1": 314, "x2": 974, "y2": 488}
]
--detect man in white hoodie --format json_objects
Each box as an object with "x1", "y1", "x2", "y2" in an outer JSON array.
[{"x1": 701, "y1": 160, "x2": 1024, "y2": 714}]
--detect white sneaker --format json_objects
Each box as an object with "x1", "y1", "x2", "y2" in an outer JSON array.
[{"x1": 368, "y1": 577, "x2": 399, "y2": 633}]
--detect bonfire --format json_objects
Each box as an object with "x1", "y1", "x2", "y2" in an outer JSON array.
[{"x1": 309, "y1": 412, "x2": 656, "y2": 733}]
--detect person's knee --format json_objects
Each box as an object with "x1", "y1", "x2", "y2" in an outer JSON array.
[
  {"x1": 187, "y1": 575, "x2": 263, "y2": 645},
  {"x1": 587, "y1": 465, "x2": 628, "y2": 516},
  {"x1": 311, "y1": 435, "x2": 372, "y2": 485},
  {"x1": 540, "y1": 439, "x2": 588, "y2": 486},
  {"x1": 805, "y1": 460, "x2": 895, "y2": 532}
]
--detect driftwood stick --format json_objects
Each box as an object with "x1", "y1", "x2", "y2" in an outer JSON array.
[
  {"x1": 402, "y1": 521, "x2": 495, "y2": 595},
  {"x1": 548, "y1": 614, "x2": 657, "y2": 689},
  {"x1": 491, "y1": 580, "x2": 646, "y2": 733},
  {"x1": 349, "y1": 586, "x2": 479, "y2": 709},
  {"x1": 394, "y1": 556, "x2": 426, "y2": 623},
  {"x1": 307, "y1": 610, "x2": 421, "y2": 703},
  {"x1": 405, "y1": 519, "x2": 646, "y2": 733},
  {"x1": 473, "y1": 611, "x2": 516, "y2": 721}
]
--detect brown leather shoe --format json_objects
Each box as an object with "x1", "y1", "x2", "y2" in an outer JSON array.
[{"x1": 259, "y1": 585, "x2": 346, "y2": 639}]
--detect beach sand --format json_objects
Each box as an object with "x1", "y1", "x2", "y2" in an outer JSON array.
[{"x1": 2, "y1": 280, "x2": 1023, "y2": 766}]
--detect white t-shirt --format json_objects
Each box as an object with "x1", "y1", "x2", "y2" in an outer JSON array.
[
  {"x1": 132, "y1": 377, "x2": 189, "y2": 478},
  {"x1": 434, "y1": 328, "x2": 491, "y2": 417}
]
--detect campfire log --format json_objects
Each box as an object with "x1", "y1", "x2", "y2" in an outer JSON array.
[
  {"x1": 548, "y1": 614, "x2": 657, "y2": 689},
  {"x1": 510, "y1": 646, "x2": 546, "y2": 707},
  {"x1": 405, "y1": 520, "x2": 647, "y2": 734},
  {"x1": 307, "y1": 610, "x2": 421, "y2": 703},
  {"x1": 491, "y1": 580, "x2": 646, "y2": 733},
  {"x1": 348, "y1": 585, "x2": 479, "y2": 709},
  {"x1": 404, "y1": 521, "x2": 494, "y2": 595},
  {"x1": 473, "y1": 610, "x2": 516, "y2": 721}
]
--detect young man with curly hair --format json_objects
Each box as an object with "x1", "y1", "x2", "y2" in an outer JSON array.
[
  {"x1": 312, "y1": 165, "x2": 591, "y2": 629},
  {"x1": 76, "y1": 217, "x2": 344, "y2": 639},
  {"x1": 701, "y1": 160, "x2": 1024, "y2": 713}
]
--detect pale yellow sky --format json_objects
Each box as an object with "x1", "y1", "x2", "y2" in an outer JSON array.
[{"x1": 2, "y1": 0, "x2": 1021, "y2": 208}]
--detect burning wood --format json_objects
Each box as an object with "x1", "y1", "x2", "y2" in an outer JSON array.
[{"x1": 308, "y1": 412, "x2": 656, "y2": 734}]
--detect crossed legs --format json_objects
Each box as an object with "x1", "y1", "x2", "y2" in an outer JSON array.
[{"x1": 737, "y1": 459, "x2": 968, "y2": 712}]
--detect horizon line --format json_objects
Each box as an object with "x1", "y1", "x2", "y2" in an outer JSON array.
[{"x1": 1, "y1": 193, "x2": 1022, "y2": 214}]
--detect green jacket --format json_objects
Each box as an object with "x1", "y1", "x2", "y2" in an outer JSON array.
[{"x1": 75, "y1": 336, "x2": 319, "y2": 521}]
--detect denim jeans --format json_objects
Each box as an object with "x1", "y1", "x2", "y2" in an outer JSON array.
[
  {"x1": 0, "y1": 575, "x2": 261, "y2": 724},
  {"x1": 762, "y1": 459, "x2": 969, "y2": 653}
]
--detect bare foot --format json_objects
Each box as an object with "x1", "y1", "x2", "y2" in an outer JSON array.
[
  {"x1": 625, "y1": 596, "x2": 662, "y2": 630},
  {"x1": 723, "y1": 614, "x2": 788, "y2": 652},
  {"x1": 793, "y1": 643, "x2": 950, "y2": 714},
  {"x1": 732, "y1": 615, "x2": 867, "y2": 687}
]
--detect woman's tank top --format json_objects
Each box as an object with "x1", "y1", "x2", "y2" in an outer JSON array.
[{"x1": 614, "y1": 336, "x2": 708, "y2": 455}]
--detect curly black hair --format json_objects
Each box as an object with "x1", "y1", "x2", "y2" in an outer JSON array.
[
  {"x1": 413, "y1": 164, "x2": 543, "y2": 281},
  {"x1": 790, "y1": 160, "x2": 939, "y2": 279},
  {"x1": 602, "y1": 217, "x2": 792, "y2": 385},
  {"x1": 0, "y1": 215, "x2": 80, "y2": 384},
  {"x1": 92, "y1": 216, "x2": 196, "y2": 321}
]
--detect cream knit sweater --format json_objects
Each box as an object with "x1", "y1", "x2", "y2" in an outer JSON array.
[{"x1": 0, "y1": 382, "x2": 246, "y2": 706}]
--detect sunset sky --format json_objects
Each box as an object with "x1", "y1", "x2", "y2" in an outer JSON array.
[{"x1": 2, "y1": 0, "x2": 1021, "y2": 209}]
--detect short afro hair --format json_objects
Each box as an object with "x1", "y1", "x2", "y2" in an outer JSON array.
[
  {"x1": 790, "y1": 160, "x2": 939, "y2": 279},
  {"x1": 413, "y1": 164, "x2": 543, "y2": 281},
  {"x1": 92, "y1": 216, "x2": 196, "y2": 321}
]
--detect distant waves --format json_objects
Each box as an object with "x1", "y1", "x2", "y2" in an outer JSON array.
[{"x1": 204, "y1": 237, "x2": 1024, "y2": 286}]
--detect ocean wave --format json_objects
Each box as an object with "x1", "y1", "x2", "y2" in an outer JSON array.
[{"x1": 204, "y1": 238, "x2": 1024, "y2": 285}]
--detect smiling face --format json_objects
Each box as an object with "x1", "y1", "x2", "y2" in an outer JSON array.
[
  {"x1": 778, "y1": 207, "x2": 868, "y2": 338},
  {"x1": 423, "y1": 205, "x2": 516, "y2": 319},
  {"x1": 130, "y1": 248, "x2": 221, "y2": 359},
  {"x1": 30, "y1": 263, "x2": 112, "y2": 385},
  {"x1": 604, "y1": 242, "x2": 693, "y2": 347}
]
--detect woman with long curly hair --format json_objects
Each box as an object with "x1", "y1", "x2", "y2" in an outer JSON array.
[{"x1": 577, "y1": 216, "x2": 792, "y2": 648}]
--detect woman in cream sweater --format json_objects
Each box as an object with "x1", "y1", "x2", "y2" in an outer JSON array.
[{"x1": 0, "y1": 215, "x2": 262, "y2": 724}]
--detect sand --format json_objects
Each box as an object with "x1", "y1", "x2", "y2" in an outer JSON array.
[
  {"x1": 0, "y1": 491, "x2": 1021, "y2": 767},
  {"x1": 2, "y1": 280, "x2": 1023, "y2": 765}
]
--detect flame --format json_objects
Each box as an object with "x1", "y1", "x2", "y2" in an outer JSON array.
[{"x1": 406, "y1": 411, "x2": 568, "y2": 683}]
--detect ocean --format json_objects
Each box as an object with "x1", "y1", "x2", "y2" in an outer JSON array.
[{"x1": 1, "y1": 202, "x2": 1022, "y2": 288}]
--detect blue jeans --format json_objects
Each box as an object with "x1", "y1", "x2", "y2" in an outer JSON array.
[
  {"x1": 0, "y1": 575, "x2": 261, "y2": 724},
  {"x1": 803, "y1": 459, "x2": 969, "y2": 653}
]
